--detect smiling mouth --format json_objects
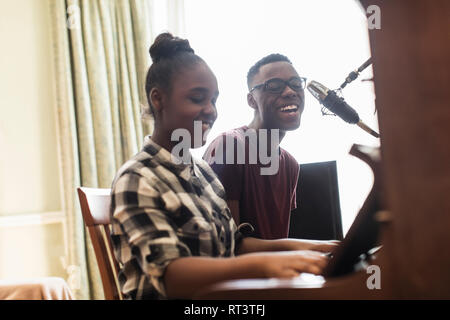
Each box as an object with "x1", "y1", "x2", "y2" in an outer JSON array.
[
  {"x1": 278, "y1": 104, "x2": 299, "y2": 113},
  {"x1": 199, "y1": 120, "x2": 214, "y2": 130}
]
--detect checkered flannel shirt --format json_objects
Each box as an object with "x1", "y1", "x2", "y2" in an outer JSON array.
[{"x1": 110, "y1": 136, "x2": 243, "y2": 299}]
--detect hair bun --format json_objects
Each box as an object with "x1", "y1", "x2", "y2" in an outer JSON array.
[{"x1": 149, "y1": 33, "x2": 195, "y2": 63}]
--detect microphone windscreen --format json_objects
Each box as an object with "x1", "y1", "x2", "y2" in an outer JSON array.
[{"x1": 323, "y1": 91, "x2": 360, "y2": 124}]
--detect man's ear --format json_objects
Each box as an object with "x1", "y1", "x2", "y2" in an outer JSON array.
[
  {"x1": 247, "y1": 93, "x2": 257, "y2": 110},
  {"x1": 149, "y1": 87, "x2": 164, "y2": 112}
]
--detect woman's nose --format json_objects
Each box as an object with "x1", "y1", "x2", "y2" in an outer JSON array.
[{"x1": 203, "y1": 102, "x2": 217, "y2": 119}]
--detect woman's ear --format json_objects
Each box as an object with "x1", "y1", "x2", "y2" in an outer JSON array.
[
  {"x1": 247, "y1": 93, "x2": 257, "y2": 110},
  {"x1": 149, "y1": 87, "x2": 164, "y2": 112}
]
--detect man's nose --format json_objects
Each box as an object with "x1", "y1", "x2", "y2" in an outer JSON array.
[{"x1": 281, "y1": 85, "x2": 299, "y2": 98}]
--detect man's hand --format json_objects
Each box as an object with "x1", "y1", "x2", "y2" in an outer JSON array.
[
  {"x1": 300, "y1": 240, "x2": 341, "y2": 253},
  {"x1": 237, "y1": 237, "x2": 340, "y2": 255}
]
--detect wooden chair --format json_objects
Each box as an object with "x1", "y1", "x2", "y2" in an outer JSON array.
[{"x1": 77, "y1": 187, "x2": 122, "y2": 300}]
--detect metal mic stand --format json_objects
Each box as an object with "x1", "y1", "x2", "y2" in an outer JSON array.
[
  {"x1": 340, "y1": 57, "x2": 373, "y2": 90},
  {"x1": 337, "y1": 57, "x2": 379, "y2": 138}
]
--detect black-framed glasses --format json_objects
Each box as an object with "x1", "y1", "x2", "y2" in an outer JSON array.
[{"x1": 250, "y1": 77, "x2": 307, "y2": 94}]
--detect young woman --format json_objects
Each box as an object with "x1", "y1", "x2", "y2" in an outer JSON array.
[{"x1": 110, "y1": 33, "x2": 338, "y2": 300}]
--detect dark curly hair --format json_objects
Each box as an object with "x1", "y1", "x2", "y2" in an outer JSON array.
[
  {"x1": 143, "y1": 33, "x2": 203, "y2": 117},
  {"x1": 246, "y1": 53, "x2": 292, "y2": 90}
]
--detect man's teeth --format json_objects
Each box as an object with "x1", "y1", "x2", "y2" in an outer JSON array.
[{"x1": 280, "y1": 105, "x2": 298, "y2": 112}]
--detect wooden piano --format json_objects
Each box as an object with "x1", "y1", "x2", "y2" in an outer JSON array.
[{"x1": 195, "y1": 0, "x2": 450, "y2": 300}]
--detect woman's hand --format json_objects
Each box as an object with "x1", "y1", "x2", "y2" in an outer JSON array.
[
  {"x1": 165, "y1": 250, "x2": 328, "y2": 298},
  {"x1": 241, "y1": 250, "x2": 329, "y2": 278}
]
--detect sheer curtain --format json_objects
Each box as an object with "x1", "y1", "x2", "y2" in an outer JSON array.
[{"x1": 48, "y1": 0, "x2": 184, "y2": 299}]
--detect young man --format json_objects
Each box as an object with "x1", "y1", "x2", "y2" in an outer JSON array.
[{"x1": 204, "y1": 54, "x2": 305, "y2": 239}]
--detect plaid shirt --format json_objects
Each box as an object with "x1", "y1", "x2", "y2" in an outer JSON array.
[{"x1": 110, "y1": 136, "x2": 242, "y2": 299}]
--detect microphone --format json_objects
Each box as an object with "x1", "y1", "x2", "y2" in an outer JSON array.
[{"x1": 307, "y1": 80, "x2": 379, "y2": 138}]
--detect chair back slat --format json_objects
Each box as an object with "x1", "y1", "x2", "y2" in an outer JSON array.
[
  {"x1": 77, "y1": 187, "x2": 122, "y2": 300},
  {"x1": 78, "y1": 187, "x2": 111, "y2": 226}
]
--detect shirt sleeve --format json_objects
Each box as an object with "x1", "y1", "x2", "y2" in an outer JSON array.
[
  {"x1": 111, "y1": 172, "x2": 191, "y2": 298},
  {"x1": 203, "y1": 134, "x2": 244, "y2": 201}
]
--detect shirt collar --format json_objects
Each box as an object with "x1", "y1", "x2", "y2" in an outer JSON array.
[{"x1": 142, "y1": 136, "x2": 193, "y2": 180}]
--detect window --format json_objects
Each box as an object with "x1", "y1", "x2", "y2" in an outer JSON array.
[{"x1": 177, "y1": 0, "x2": 379, "y2": 234}]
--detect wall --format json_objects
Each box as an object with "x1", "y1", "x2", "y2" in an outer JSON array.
[{"x1": 0, "y1": 0, "x2": 66, "y2": 280}]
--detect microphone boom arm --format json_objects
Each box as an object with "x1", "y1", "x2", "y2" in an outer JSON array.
[{"x1": 340, "y1": 57, "x2": 373, "y2": 89}]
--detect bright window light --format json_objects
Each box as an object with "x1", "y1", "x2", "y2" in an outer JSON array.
[{"x1": 179, "y1": 0, "x2": 380, "y2": 234}]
